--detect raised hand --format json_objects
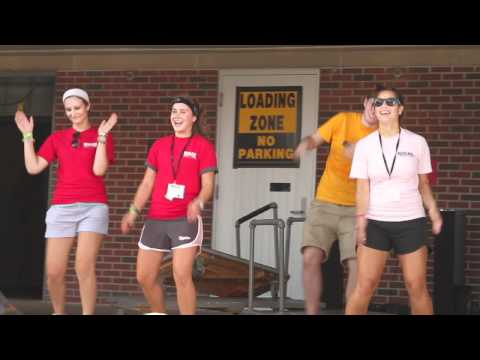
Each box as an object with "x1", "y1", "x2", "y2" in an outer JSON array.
[
  {"x1": 98, "y1": 113, "x2": 118, "y2": 135},
  {"x1": 294, "y1": 140, "x2": 309, "y2": 160},
  {"x1": 15, "y1": 111, "x2": 34, "y2": 134}
]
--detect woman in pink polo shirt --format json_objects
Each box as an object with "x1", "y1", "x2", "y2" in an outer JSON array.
[
  {"x1": 15, "y1": 88, "x2": 118, "y2": 315},
  {"x1": 346, "y1": 85, "x2": 442, "y2": 315},
  {"x1": 121, "y1": 96, "x2": 217, "y2": 315}
]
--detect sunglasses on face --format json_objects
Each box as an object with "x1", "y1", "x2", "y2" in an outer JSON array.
[
  {"x1": 374, "y1": 97, "x2": 401, "y2": 107},
  {"x1": 72, "y1": 131, "x2": 81, "y2": 148}
]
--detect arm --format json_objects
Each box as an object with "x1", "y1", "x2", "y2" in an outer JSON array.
[
  {"x1": 418, "y1": 174, "x2": 443, "y2": 235},
  {"x1": 293, "y1": 131, "x2": 324, "y2": 159},
  {"x1": 120, "y1": 167, "x2": 156, "y2": 234},
  {"x1": 355, "y1": 179, "x2": 370, "y2": 245},
  {"x1": 93, "y1": 113, "x2": 118, "y2": 176},
  {"x1": 342, "y1": 141, "x2": 357, "y2": 159},
  {"x1": 187, "y1": 171, "x2": 216, "y2": 223},
  {"x1": 14, "y1": 111, "x2": 49, "y2": 175}
]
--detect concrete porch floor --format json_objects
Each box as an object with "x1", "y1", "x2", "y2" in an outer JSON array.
[{"x1": 3, "y1": 295, "x2": 391, "y2": 315}]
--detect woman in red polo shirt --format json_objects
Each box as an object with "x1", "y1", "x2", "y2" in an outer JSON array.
[
  {"x1": 121, "y1": 96, "x2": 217, "y2": 315},
  {"x1": 15, "y1": 88, "x2": 118, "y2": 315}
]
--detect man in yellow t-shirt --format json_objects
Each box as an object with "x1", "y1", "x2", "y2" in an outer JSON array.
[{"x1": 294, "y1": 96, "x2": 377, "y2": 315}]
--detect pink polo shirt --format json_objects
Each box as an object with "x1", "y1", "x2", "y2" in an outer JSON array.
[{"x1": 350, "y1": 128, "x2": 432, "y2": 222}]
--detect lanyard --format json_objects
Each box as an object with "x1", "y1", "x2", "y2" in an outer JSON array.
[
  {"x1": 170, "y1": 135, "x2": 192, "y2": 181},
  {"x1": 378, "y1": 130, "x2": 401, "y2": 179}
]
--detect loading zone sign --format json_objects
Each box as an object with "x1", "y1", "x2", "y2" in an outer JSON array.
[{"x1": 233, "y1": 86, "x2": 302, "y2": 168}]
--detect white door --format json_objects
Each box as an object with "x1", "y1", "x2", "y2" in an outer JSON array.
[{"x1": 212, "y1": 69, "x2": 319, "y2": 300}]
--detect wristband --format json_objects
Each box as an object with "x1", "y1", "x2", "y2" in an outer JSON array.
[
  {"x1": 129, "y1": 204, "x2": 140, "y2": 216},
  {"x1": 22, "y1": 132, "x2": 34, "y2": 142},
  {"x1": 97, "y1": 135, "x2": 107, "y2": 144}
]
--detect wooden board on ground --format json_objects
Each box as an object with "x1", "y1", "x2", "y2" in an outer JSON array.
[{"x1": 158, "y1": 248, "x2": 287, "y2": 297}]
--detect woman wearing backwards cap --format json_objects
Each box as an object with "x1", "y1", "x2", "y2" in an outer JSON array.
[
  {"x1": 121, "y1": 96, "x2": 217, "y2": 315},
  {"x1": 15, "y1": 88, "x2": 118, "y2": 315}
]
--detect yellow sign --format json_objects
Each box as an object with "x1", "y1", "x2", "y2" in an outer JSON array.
[
  {"x1": 234, "y1": 87, "x2": 302, "y2": 168},
  {"x1": 238, "y1": 91, "x2": 298, "y2": 134}
]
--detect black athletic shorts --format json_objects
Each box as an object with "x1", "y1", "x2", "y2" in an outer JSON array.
[
  {"x1": 365, "y1": 217, "x2": 427, "y2": 255},
  {"x1": 138, "y1": 217, "x2": 203, "y2": 252}
]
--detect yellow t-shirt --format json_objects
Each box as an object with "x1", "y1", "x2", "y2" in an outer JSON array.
[{"x1": 315, "y1": 112, "x2": 377, "y2": 206}]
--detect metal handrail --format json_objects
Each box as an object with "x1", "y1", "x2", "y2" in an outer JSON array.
[
  {"x1": 248, "y1": 218, "x2": 286, "y2": 314},
  {"x1": 235, "y1": 202, "x2": 278, "y2": 260},
  {"x1": 285, "y1": 216, "x2": 306, "y2": 278}
]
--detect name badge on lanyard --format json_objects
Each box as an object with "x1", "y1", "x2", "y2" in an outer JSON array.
[
  {"x1": 166, "y1": 183, "x2": 185, "y2": 201},
  {"x1": 165, "y1": 135, "x2": 192, "y2": 201}
]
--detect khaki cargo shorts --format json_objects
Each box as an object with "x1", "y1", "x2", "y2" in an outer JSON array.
[{"x1": 301, "y1": 199, "x2": 356, "y2": 263}]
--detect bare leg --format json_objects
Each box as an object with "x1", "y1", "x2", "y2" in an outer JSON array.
[
  {"x1": 75, "y1": 232, "x2": 103, "y2": 315},
  {"x1": 398, "y1": 246, "x2": 433, "y2": 315},
  {"x1": 137, "y1": 249, "x2": 166, "y2": 313},
  {"x1": 172, "y1": 247, "x2": 198, "y2": 315},
  {"x1": 45, "y1": 237, "x2": 75, "y2": 315},
  {"x1": 302, "y1": 247, "x2": 326, "y2": 315},
  {"x1": 344, "y1": 258, "x2": 358, "y2": 304},
  {"x1": 345, "y1": 246, "x2": 389, "y2": 315}
]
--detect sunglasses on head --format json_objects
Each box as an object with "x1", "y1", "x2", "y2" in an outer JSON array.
[
  {"x1": 72, "y1": 131, "x2": 81, "y2": 148},
  {"x1": 374, "y1": 97, "x2": 401, "y2": 107}
]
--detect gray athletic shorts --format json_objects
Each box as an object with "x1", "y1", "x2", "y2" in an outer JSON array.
[
  {"x1": 138, "y1": 216, "x2": 203, "y2": 252},
  {"x1": 45, "y1": 203, "x2": 109, "y2": 238}
]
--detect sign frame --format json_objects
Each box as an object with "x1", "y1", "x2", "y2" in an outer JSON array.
[{"x1": 232, "y1": 86, "x2": 303, "y2": 169}]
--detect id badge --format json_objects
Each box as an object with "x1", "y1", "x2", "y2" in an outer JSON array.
[{"x1": 165, "y1": 183, "x2": 185, "y2": 201}]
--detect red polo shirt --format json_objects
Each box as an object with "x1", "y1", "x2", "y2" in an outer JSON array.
[
  {"x1": 38, "y1": 127, "x2": 115, "y2": 205},
  {"x1": 146, "y1": 134, "x2": 217, "y2": 220}
]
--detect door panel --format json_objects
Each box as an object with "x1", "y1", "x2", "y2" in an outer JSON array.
[{"x1": 213, "y1": 69, "x2": 319, "y2": 299}]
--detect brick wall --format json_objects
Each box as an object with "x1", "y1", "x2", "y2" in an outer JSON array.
[
  {"x1": 317, "y1": 66, "x2": 480, "y2": 307},
  {"x1": 49, "y1": 70, "x2": 218, "y2": 303}
]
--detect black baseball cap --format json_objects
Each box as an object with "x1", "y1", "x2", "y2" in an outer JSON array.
[{"x1": 170, "y1": 96, "x2": 200, "y2": 117}]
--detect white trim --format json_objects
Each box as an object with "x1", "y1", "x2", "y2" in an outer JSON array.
[
  {"x1": 172, "y1": 216, "x2": 203, "y2": 250},
  {"x1": 138, "y1": 241, "x2": 171, "y2": 253}
]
